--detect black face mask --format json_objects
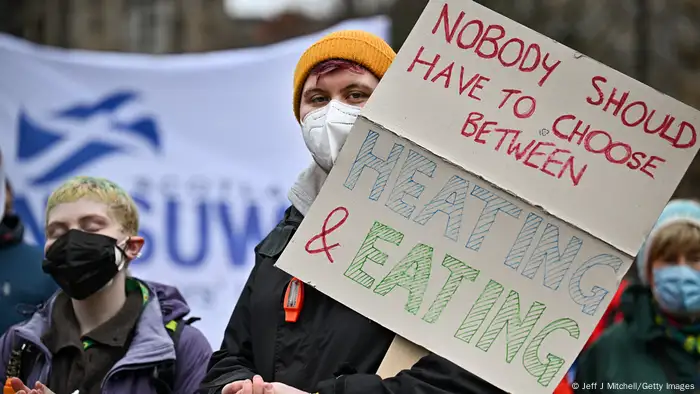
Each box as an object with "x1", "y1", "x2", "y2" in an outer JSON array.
[{"x1": 43, "y1": 229, "x2": 127, "y2": 300}]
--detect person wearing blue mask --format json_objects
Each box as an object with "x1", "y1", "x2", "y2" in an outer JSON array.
[{"x1": 574, "y1": 199, "x2": 700, "y2": 393}]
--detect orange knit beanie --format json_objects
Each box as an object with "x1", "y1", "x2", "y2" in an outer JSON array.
[{"x1": 292, "y1": 30, "x2": 395, "y2": 122}]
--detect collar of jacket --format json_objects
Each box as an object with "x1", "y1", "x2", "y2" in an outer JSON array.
[
  {"x1": 256, "y1": 205, "x2": 304, "y2": 260},
  {"x1": 620, "y1": 283, "x2": 670, "y2": 343},
  {"x1": 8, "y1": 279, "x2": 177, "y2": 386}
]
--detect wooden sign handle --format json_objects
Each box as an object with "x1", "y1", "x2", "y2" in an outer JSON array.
[{"x1": 376, "y1": 335, "x2": 429, "y2": 378}]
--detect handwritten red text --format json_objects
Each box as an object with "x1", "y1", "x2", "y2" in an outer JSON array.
[
  {"x1": 499, "y1": 89, "x2": 537, "y2": 119},
  {"x1": 587, "y1": 76, "x2": 697, "y2": 149},
  {"x1": 432, "y1": 2, "x2": 562, "y2": 87},
  {"x1": 552, "y1": 114, "x2": 665, "y2": 179},
  {"x1": 461, "y1": 112, "x2": 588, "y2": 186},
  {"x1": 407, "y1": 46, "x2": 491, "y2": 101}
]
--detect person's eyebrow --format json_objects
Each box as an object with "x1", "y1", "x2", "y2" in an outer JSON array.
[{"x1": 341, "y1": 83, "x2": 373, "y2": 92}]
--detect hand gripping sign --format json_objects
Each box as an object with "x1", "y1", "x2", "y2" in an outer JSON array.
[{"x1": 276, "y1": 1, "x2": 700, "y2": 393}]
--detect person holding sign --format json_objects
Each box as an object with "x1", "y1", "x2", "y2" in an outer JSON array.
[
  {"x1": 199, "y1": 30, "x2": 506, "y2": 394},
  {"x1": 574, "y1": 200, "x2": 700, "y2": 393}
]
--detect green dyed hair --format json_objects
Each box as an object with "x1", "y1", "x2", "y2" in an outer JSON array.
[{"x1": 45, "y1": 176, "x2": 139, "y2": 235}]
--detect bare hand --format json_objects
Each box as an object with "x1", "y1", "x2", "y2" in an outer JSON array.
[
  {"x1": 222, "y1": 375, "x2": 274, "y2": 394},
  {"x1": 270, "y1": 382, "x2": 309, "y2": 394},
  {"x1": 9, "y1": 378, "x2": 31, "y2": 394},
  {"x1": 9, "y1": 379, "x2": 55, "y2": 394},
  {"x1": 33, "y1": 382, "x2": 55, "y2": 394}
]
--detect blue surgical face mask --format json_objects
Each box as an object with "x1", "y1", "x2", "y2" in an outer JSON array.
[{"x1": 653, "y1": 265, "x2": 700, "y2": 314}]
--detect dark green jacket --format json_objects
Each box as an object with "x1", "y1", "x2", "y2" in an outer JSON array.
[{"x1": 574, "y1": 284, "x2": 698, "y2": 394}]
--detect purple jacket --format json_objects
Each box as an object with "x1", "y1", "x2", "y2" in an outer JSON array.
[{"x1": 0, "y1": 280, "x2": 212, "y2": 394}]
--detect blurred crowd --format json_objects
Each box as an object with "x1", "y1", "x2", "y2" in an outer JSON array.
[{"x1": 1, "y1": 14, "x2": 699, "y2": 394}]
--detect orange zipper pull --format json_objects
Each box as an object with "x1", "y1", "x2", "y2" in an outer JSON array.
[
  {"x1": 4, "y1": 378, "x2": 15, "y2": 394},
  {"x1": 283, "y1": 277, "x2": 305, "y2": 323}
]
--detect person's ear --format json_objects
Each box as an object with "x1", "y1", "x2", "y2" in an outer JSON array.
[{"x1": 124, "y1": 236, "x2": 144, "y2": 260}]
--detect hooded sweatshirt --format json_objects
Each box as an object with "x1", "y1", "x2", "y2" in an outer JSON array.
[
  {"x1": 288, "y1": 161, "x2": 328, "y2": 216},
  {"x1": 0, "y1": 279, "x2": 212, "y2": 394},
  {"x1": 0, "y1": 213, "x2": 57, "y2": 334}
]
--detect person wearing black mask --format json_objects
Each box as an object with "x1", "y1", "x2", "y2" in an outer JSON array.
[
  {"x1": 0, "y1": 175, "x2": 211, "y2": 394},
  {"x1": 0, "y1": 157, "x2": 57, "y2": 335}
]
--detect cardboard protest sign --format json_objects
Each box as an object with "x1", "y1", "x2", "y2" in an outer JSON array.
[
  {"x1": 278, "y1": 118, "x2": 628, "y2": 392},
  {"x1": 275, "y1": 0, "x2": 700, "y2": 393},
  {"x1": 361, "y1": 0, "x2": 700, "y2": 257},
  {"x1": 376, "y1": 336, "x2": 428, "y2": 379}
]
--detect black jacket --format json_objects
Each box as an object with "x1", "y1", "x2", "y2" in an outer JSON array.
[{"x1": 200, "y1": 206, "x2": 505, "y2": 394}]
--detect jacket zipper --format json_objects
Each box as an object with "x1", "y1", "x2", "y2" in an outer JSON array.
[{"x1": 13, "y1": 331, "x2": 51, "y2": 384}]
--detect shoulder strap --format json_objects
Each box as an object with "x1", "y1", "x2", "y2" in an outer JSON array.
[{"x1": 151, "y1": 317, "x2": 200, "y2": 394}]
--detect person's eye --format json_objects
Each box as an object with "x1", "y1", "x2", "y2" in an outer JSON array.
[
  {"x1": 311, "y1": 95, "x2": 329, "y2": 104},
  {"x1": 83, "y1": 222, "x2": 103, "y2": 232},
  {"x1": 47, "y1": 227, "x2": 65, "y2": 239},
  {"x1": 347, "y1": 91, "x2": 368, "y2": 102}
]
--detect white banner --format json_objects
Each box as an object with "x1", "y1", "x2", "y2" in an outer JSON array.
[{"x1": 0, "y1": 16, "x2": 390, "y2": 347}]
